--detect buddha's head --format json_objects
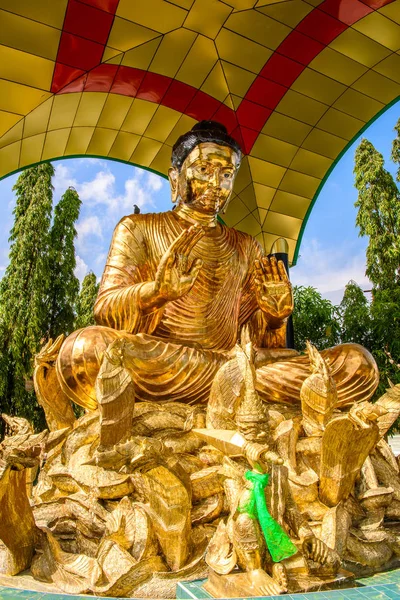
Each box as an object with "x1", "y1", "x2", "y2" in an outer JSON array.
[{"x1": 169, "y1": 121, "x2": 242, "y2": 216}]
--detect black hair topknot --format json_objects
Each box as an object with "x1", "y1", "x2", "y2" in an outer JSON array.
[{"x1": 171, "y1": 120, "x2": 242, "y2": 170}]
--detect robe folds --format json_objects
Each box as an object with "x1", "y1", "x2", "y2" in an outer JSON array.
[{"x1": 57, "y1": 211, "x2": 379, "y2": 411}]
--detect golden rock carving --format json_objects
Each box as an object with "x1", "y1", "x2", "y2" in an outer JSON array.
[{"x1": 4, "y1": 120, "x2": 400, "y2": 598}]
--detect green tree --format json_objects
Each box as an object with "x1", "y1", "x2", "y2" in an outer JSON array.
[
  {"x1": 74, "y1": 272, "x2": 99, "y2": 330},
  {"x1": 354, "y1": 131, "x2": 400, "y2": 419},
  {"x1": 292, "y1": 286, "x2": 341, "y2": 352},
  {"x1": 47, "y1": 187, "x2": 81, "y2": 339},
  {"x1": 340, "y1": 280, "x2": 372, "y2": 348},
  {"x1": 370, "y1": 286, "x2": 400, "y2": 400},
  {"x1": 391, "y1": 117, "x2": 400, "y2": 181},
  {"x1": 354, "y1": 139, "x2": 400, "y2": 289},
  {"x1": 0, "y1": 164, "x2": 54, "y2": 428}
]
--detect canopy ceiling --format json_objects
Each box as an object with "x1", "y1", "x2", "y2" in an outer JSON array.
[{"x1": 0, "y1": 0, "x2": 399, "y2": 263}]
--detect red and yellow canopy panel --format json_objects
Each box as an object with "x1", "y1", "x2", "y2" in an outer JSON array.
[{"x1": 0, "y1": 0, "x2": 399, "y2": 263}]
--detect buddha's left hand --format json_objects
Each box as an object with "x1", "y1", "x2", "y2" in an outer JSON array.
[{"x1": 254, "y1": 257, "x2": 293, "y2": 328}]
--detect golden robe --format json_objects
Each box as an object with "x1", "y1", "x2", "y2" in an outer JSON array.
[{"x1": 56, "y1": 211, "x2": 379, "y2": 411}]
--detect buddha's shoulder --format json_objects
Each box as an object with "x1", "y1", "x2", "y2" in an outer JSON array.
[{"x1": 114, "y1": 211, "x2": 174, "y2": 233}]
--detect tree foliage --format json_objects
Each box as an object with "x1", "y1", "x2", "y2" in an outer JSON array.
[
  {"x1": 292, "y1": 286, "x2": 341, "y2": 351},
  {"x1": 0, "y1": 164, "x2": 54, "y2": 428},
  {"x1": 340, "y1": 280, "x2": 372, "y2": 348},
  {"x1": 47, "y1": 187, "x2": 81, "y2": 339},
  {"x1": 74, "y1": 272, "x2": 99, "y2": 330},
  {"x1": 354, "y1": 139, "x2": 400, "y2": 289}
]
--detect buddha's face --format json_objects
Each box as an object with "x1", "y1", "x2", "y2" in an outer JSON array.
[{"x1": 169, "y1": 143, "x2": 240, "y2": 215}]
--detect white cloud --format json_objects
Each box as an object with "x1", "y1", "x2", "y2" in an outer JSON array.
[
  {"x1": 53, "y1": 164, "x2": 77, "y2": 197},
  {"x1": 77, "y1": 157, "x2": 108, "y2": 168},
  {"x1": 76, "y1": 215, "x2": 103, "y2": 240},
  {"x1": 74, "y1": 255, "x2": 89, "y2": 282},
  {"x1": 74, "y1": 169, "x2": 159, "y2": 215},
  {"x1": 291, "y1": 238, "x2": 370, "y2": 304},
  {"x1": 147, "y1": 172, "x2": 163, "y2": 192},
  {"x1": 78, "y1": 171, "x2": 116, "y2": 205}
]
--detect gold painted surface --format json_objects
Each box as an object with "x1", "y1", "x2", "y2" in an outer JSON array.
[
  {"x1": 14, "y1": 133, "x2": 391, "y2": 597},
  {"x1": 149, "y1": 29, "x2": 197, "y2": 78},
  {"x1": 262, "y1": 113, "x2": 312, "y2": 147},
  {"x1": 302, "y1": 128, "x2": 347, "y2": 160},
  {"x1": 258, "y1": 0, "x2": 312, "y2": 28},
  {"x1": 0, "y1": 46, "x2": 54, "y2": 91},
  {"x1": 108, "y1": 131, "x2": 140, "y2": 162},
  {"x1": 263, "y1": 211, "x2": 302, "y2": 239},
  {"x1": 352, "y1": 70, "x2": 400, "y2": 105},
  {"x1": 0, "y1": 121, "x2": 24, "y2": 151},
  {"x1": 278, "y1": 169, "x2": 320, "y2": 199},
  {"x1": 122, "y1": 99, "x2": 158, "y2": 136},
  {"x1": 98, "y1": 95, "x2": 133, "y2": 131},
  {"x1": 0, "y1": 9, "x2": 61, "y2": 60},
  {"x1": 224, "y1": 10, "x2": 290, "y2": 50},
  {"x1": 0, "y1": 0, "x2": 67, "y2": 28},
  {"x1": 20, "y1": 133, "x2": 46, "y2": 167},
  {"x1": 117, "y1": 0, "x2": 187, "y2": 34},
  {"x1": 201, "y1": 63, "x2": 230, "y2": 103},
  {"x1": 330, "y1": 27, "x2": 391, "y2": 67},
  {"x1": 64, "y1": 127, "x2": 95, "y2": 156},
  {"x1": 48, "y1": 94, "x2": 81, "y2": 131},
  {"x1": 253, "y1": 183, "x2": 275, "y2": 210},
  {"x1": 215, "y1": 28, "x2": 272, "y2": 74},
  {"x1": 73, "y1": 93, "x2": 108, "y2": 128},
  {"x1": 0, "y1": 80, "x2": 51, "y2": 116},
  {"x1": 333, "y1": 88, "x2": 384, "y2": 122},
  {"x1": 269, "y1": 190, "x2": 311, "y2": 220},
  {"x1": 121, "y1": 39, "x2": 161, "y2": 70},
  {"x1": 251, "y1": 135, "x2": 298, "y2": 169},
  {"x1": 276, "y1": 90, "x2": 328, "y2": 127},
  {"x1": 291, "y1": 68, "x2": 347, "y2": 107},
  {"x1": 0, "y1": 112, "x2": 21, "y2": 140},
  {"x1": 130, "y1": 136, "x2": 162, "y2": 165},
  {"x1": 353, "y1": 12, "x2": 400, "y2": 52},
  {"x1": 42, "y1": 128, "x2": 70, "y2": 161},
  {"x1": 176, "y1": 35, "x2": 218, "y2": 88},
  {"x1": 184, "y1": 0, "x2": 232, "y2": 38},
  {"x1": 149, "y1": 143, "x2": 172, "y2": 173},
  {"x1": 0, "y1": 140, "x2": 20, "y2": 177},
  {"x1": 309, "y1": 47, "x2": 368, "y2": 87},
  {"x1": 248, "y1": 156, "x2": 286, "y2": 187},
  {"x1": 317, "y1": 108, "x2": 365, "y2": 140},
  {"x1": 0, "y1": 0, "x2": 398, "y2": 266},
  {"x1": 107, "y1": 18, "x2": 161, "y2": 52},
  {"x1": 374, "y1": 53, "x2": 400, "y2": 85},
  {"x1": 0, "y1": 61, "x2": 398, "y2": 596},
  {"x1": 290, "y1": 149, "x2": 333, "y2": 180},
  {"x1": 87, "y1": 128, "x2": 119, "y2": 157},
  {"x1": 24, "y1": 98, "x2": 53, "y2": 139},
  {"x1": 220, "y1": 61, "x2": 256, "y2": 97},
  {"x1": 144, "y1": 105, "x2": 182, "y2": 143}
]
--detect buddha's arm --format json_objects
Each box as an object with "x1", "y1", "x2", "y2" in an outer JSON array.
[
  {"x1": 94, "y1": 216, "x2": 164, "y2": 334},
  {"x1": 239, "y1": 240, "x2": 288, "y2": 349}
]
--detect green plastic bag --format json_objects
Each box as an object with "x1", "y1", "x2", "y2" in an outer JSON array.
[{"x1": 238, "y1": 470, "x2": 298, "y2": 563}]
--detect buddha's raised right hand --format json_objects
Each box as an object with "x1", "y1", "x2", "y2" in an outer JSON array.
[{"x1": 139, "y1": 224, "x2": 204, "y2": 311}]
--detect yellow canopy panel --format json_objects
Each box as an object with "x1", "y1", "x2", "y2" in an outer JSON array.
[{"x1": 0, "y1": 0, "x2": 399, "y2": 263}]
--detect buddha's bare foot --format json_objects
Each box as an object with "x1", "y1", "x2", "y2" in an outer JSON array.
[
  {"x1": 272, "y1": 563, "x2": 288, "y2": 593},
  {"x1": 249, "y1": 568, "x2": 285, "y2": 596}
]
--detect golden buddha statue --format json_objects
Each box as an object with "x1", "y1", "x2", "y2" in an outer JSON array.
[{"x1": 36, "y1": 121, "x2": 378, "y2": 431}]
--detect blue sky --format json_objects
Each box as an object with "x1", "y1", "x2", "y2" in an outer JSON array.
[{"x1": 0, "y1": 100, "x2": 398, "y2": 305}]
